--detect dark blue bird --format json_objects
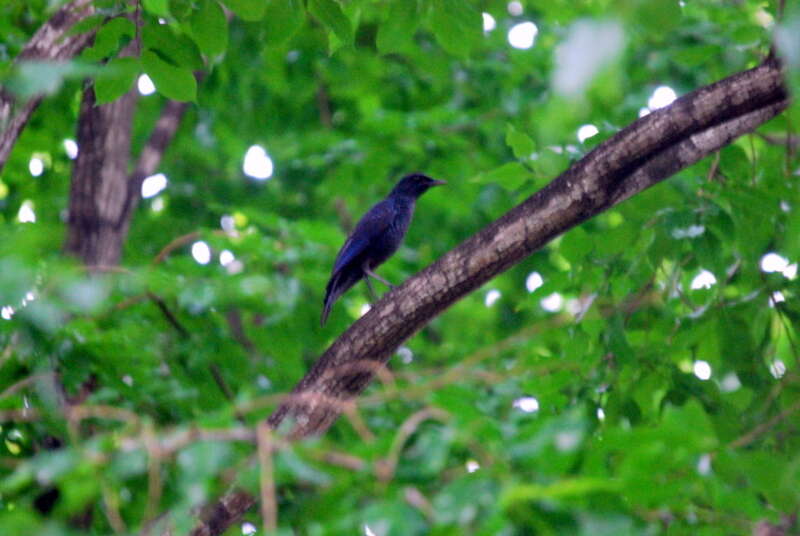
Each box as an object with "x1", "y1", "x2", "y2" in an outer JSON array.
[{"x1": 321, "y1": 173, "x2": 446, "y2": 325}]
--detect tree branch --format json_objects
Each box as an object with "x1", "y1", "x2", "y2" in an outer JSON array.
[
  {"x1": 122, "y1": 99, "x2": 189, "y2": 230},
  {"x1": 187, "y1": 490, "x2": 257, "y2": 536},
  {"x1": 191, "y1": 56, "x2": 790, "y2": 536},
  {"x1": 268, "y1": 56, "x2": 789, "y2": 438},
  {"x1": 0, "y1": 0, "x2": 95, "y2": 170}
]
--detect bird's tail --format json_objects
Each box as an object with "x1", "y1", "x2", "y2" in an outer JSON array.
[
  {"x1": 321, "y1": 269, "x2": 362, "y2": 326},
  {"x1": 320, "y1": 285, "x2": 337, "y2": 326}
]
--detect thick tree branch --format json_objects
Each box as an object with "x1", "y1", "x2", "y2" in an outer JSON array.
[
  {"x1": 187, "y1": 490, "x2": 257, "y2": 536},
  {"x1": 268, "y1": 57, "x2": 789, "y2": 437},
  {"x1": 0, "y1": 0, "x2": 95, "y2": 170},
  {"x1": 192, "y1": 57, "x2": 789, "y2": 536}
]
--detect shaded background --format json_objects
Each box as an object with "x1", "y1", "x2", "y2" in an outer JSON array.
[{"x1": 1, "y1": 0, "x2": 799, "y2": 534}]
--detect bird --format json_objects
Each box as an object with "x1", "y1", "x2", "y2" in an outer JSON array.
[{"x1": 321, "y1": 173, "x2": 446, "y2": 325}]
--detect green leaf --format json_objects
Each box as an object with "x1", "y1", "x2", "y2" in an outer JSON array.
[
  {"x1": 376, "y1": 0, "x2": 419, "y2": 54},
  {"x1": 785, "y1": 204, "x2": 800, "y2": 259},
  {"x1": 506, "y1": 124, "x2": 536, "y2": 160},
  {"x1": 559, "y1": 226, "x2": 592, "y2": 264},
  {"x1": 264, "y1": 0, "x2": 304, "y2": 45},
  {"x1": 142, "y1": 22, "x2": 204, "y2": 70},
  {"x1": 81, "y1": 17, "x2": 136, "y2": 61},
  {"x1": 429, "y1": 0, "x2": 482, "y2": 58},
  {"x1": 142, "y1": 0, "x2": 170, "y2": 17},
  {"x1": 190, "y1": 0, "x2": 229, "y2": 56},
  {"x1": 308, "y1": 0, "x2": 353, "y2": 51},
  {"x1": 66, "y1": 14, "x2": 106, "y2": 36},
  {"x1": 477, "y1": 162, "x2": 532, "y2": 191},
  {"x1": 169, "y1": 0, "x2": 193, "y2": 19},
  {"x1": 223, "y1": 0, "x2": 267, "y2": 21},
  {"x1": 501, "y1": 478, "x2": 620, "y2": 508},
  {"x1": 94, "y1": 57, "x2": 139, "y2": 104},
  {"x1": 433, "y1": 477, "x2": 497, "y2": 526},
  {"x1": 630, "y1": 0, "x2": 680, "y2": 38},
  {"x1": 532, "y1": 149, "x2": 569, "y2": 178},
  {"x1": 141, "y1": 50, "x2": 197, "y2": 102},
  {"x1": 673, "y1": 45, "x2": 723, "y2": 69}
]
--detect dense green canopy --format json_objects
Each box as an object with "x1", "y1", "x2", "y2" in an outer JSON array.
[{"x1": 1, "y1": 0, "x2": 799, "y2": 534}]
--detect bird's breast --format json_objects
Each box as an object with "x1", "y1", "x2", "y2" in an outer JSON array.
[{"x1": 363, "y1": 202, "x2": 413, "y2": 268}]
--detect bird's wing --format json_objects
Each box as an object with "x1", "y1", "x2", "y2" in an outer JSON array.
[{"x1": 332, "y1": 199, "x2": 394, "y2": 274}]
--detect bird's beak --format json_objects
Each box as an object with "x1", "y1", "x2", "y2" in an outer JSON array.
[{"x1": 431, "y1": 179, "x2": 447, "y2": 186}]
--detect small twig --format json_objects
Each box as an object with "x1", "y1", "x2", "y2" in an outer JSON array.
[
  {"x1": 256, "y1": 422, "x2": 277, "y2": 534},
  {"x1": 315, "y1": 75, "x2": 332, "y2": 128},
  {"x1": 622, "y1": 275, "x2": 657, "y2": 320},
  {"x1": 403, "y1": 486, "x2": 435, "y2": 522},
  {"x1": 152, "y1": 230, "x2": 227, "y2": 265},
  {"x1": 364, "y1": 320, "x2": 566, "y2": 405},
  {"x1": 0, "y1": 408, "x2": 41, "y2": 421},
  {"x1": 111, "y1": 292, "x2": 188, "y2": 338},
  {"x1": 112, "y1": 293, "x2": 149, "y2": 311},
  {"x1": 147, "y1": 292, "x2": 189, "y2": 337},
  {"x1": 315, "y1": 449, "x2": 366, "y2": 471},
  {"x1": 209, "y1": 363, "x2": 249, "y2": 425},
  {"x1": 756, "y1": 132, "x2": 799, "y2": 149},
  {"x1": 373, "y1": 364, "x2": 398, "y2": 394},
  {"x1": 342, "y1": 402, "x2": 375, "y2": 443},
  {"x1": 379, "y1": 407, "x2": 449, "y2": 481},
  {"x1": 210, "y1": 363, "x2": 236, "y2": 402},
  {"x1": 706, "y1": 152, "x2": 722, "y2": 182},
  {"x1": 101, "y1": 482, "x2": 127, "y2": 533},
  {"x1": 67, "y1": 404, "x2": 141, "y2": 426},
  {"x1": 0, "y1": 372, "x2": 55, "y2": 400},
  {"x1": 119, "y1": 426, "x2": 257, "y2": 456},
  {"x1": 225, "y1": 309, "x2": 259, "y2": 356},
  {"x1": 1, "y1": 403, "x2": 144, "y2": 425},
  {"x1": 121, "y1": 99, "x2": 189, "y2": 229},
  {"x1": 152, "y1": 232, "x2": 202, "y2": 264},
  {"x1": 143, "y1": 421, "x2": 163, "y2": 525},
  {"x1": 730, "y1": 398, "x2": 800, "y2": 449}
]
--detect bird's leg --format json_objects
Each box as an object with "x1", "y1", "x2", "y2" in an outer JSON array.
[
  {"x1": 364, "y1": 275, "x2": 378, "y2": 302},
  {"x1": 364, "y1": 266, "x2": 396, "y2": 289}
]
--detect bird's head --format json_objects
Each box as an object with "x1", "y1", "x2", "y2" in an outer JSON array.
[{"x1": 390, "y1": 173, "x2": 447, "y2": 198}]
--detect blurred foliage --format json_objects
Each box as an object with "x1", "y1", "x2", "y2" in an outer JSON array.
[{"x1": 1, "y1": 0, "x2": 799, "y2": 534}]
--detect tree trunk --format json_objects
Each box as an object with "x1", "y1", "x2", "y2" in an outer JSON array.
[{"x1": 64, "y1": 84, "x2": 139, "y2": 267}]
